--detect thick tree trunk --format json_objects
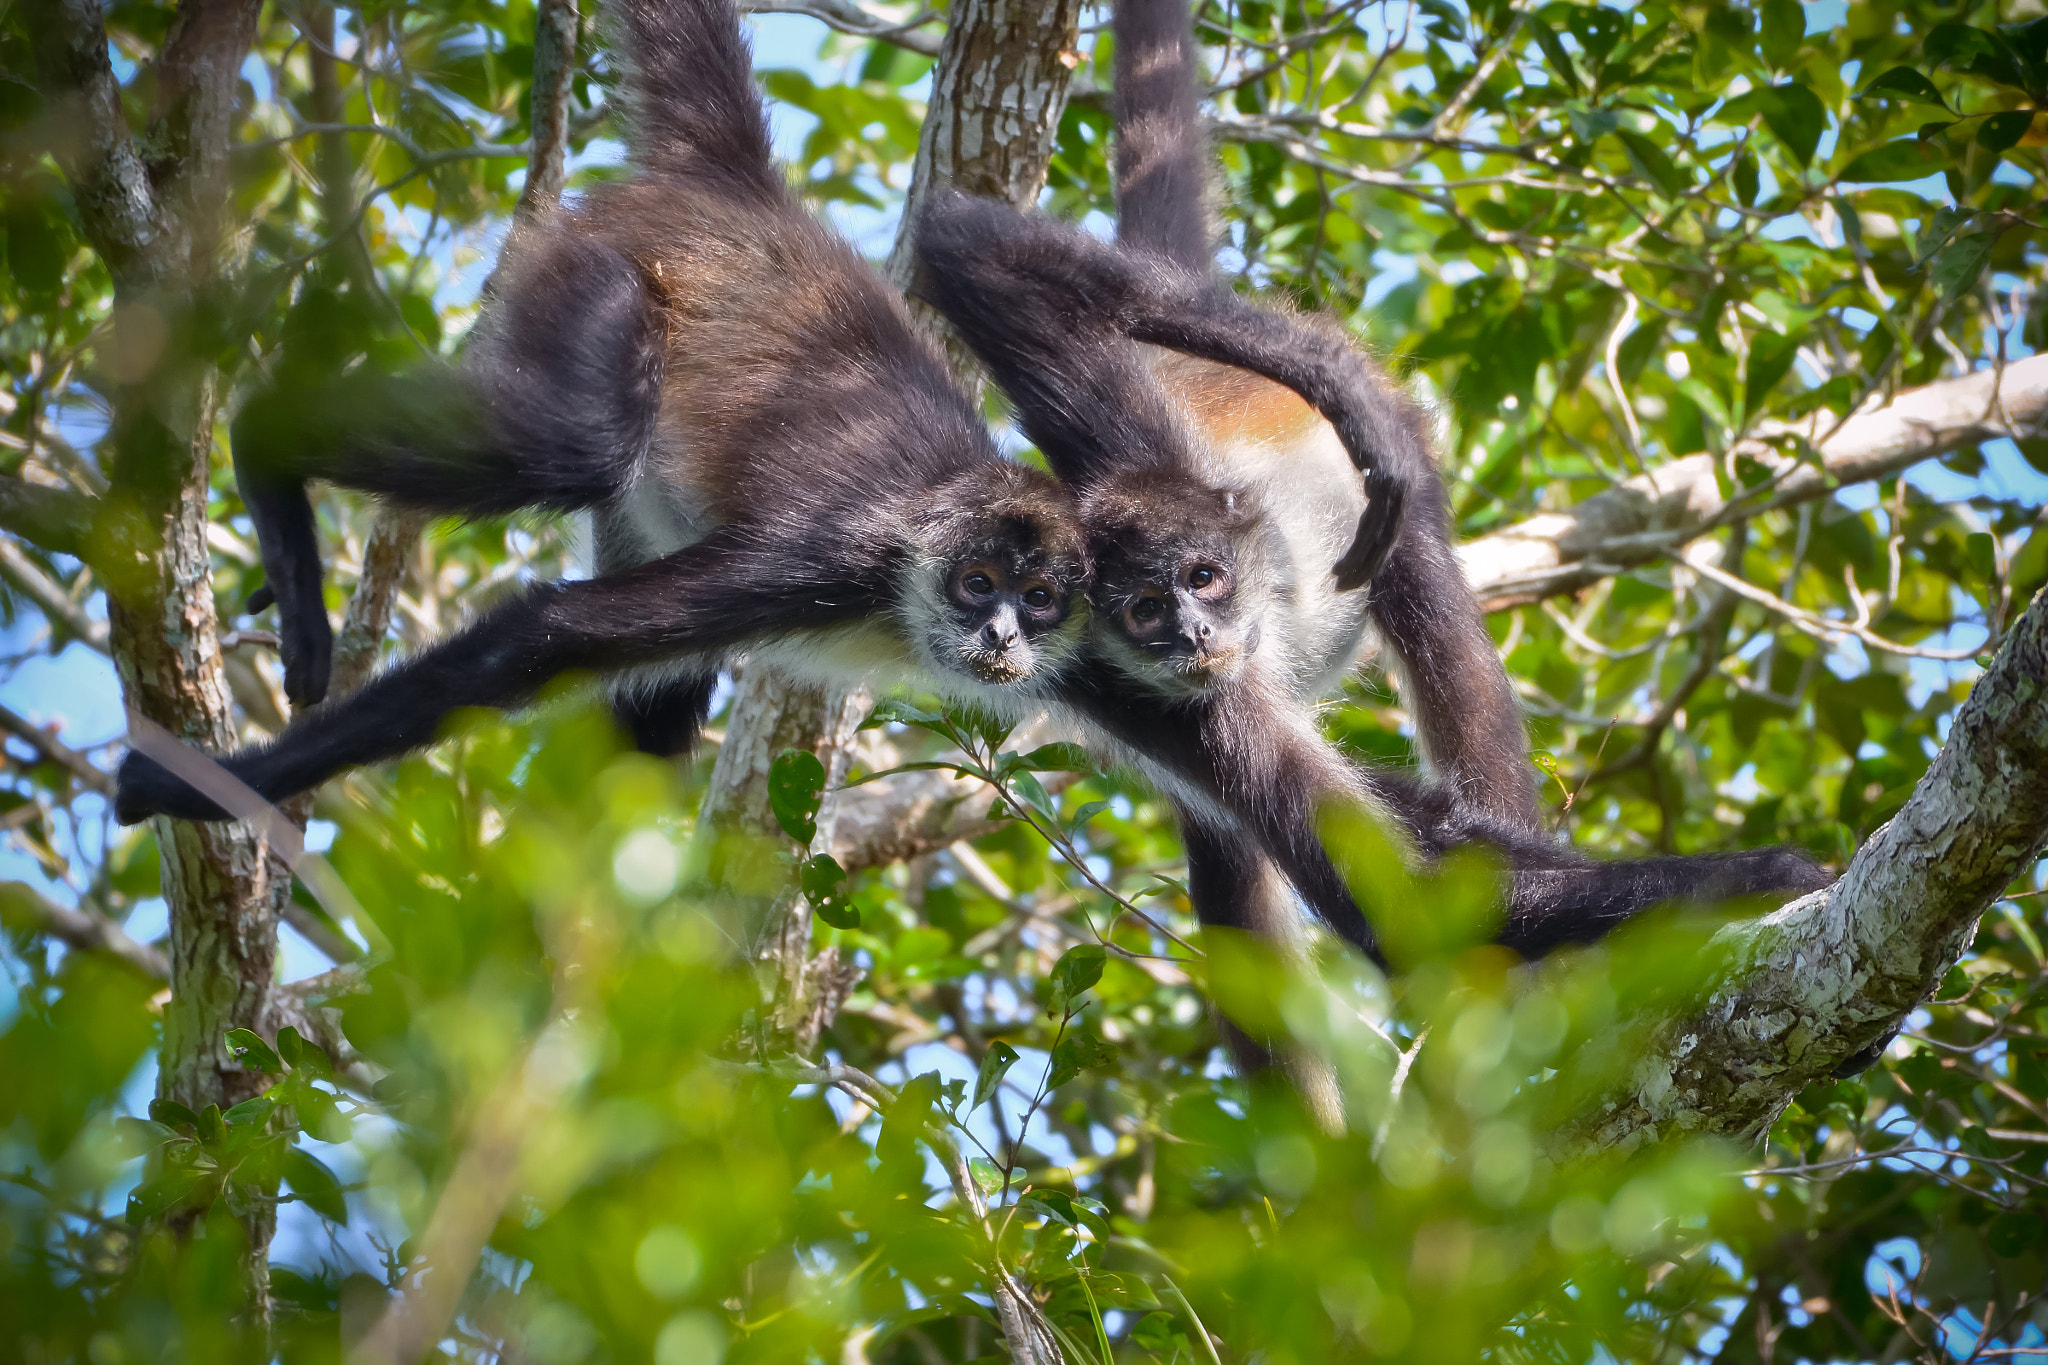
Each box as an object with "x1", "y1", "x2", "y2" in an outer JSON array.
[{"x1": 1562, "y1": 585, "x2": 2048, "y2": 1153}]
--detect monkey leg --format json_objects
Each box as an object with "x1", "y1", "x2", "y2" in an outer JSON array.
[
  {"x1": 234, "y1": 224, "x2": 667, "y2": 706},
  {"x1": 612, "y1": 670, "x2": 722, "y2": 758},
  {"x1": 114, "y1": 531, "x2": 874, "y2": 823},
  {"x1": 1182, "y1": 817, "x2": 1345, "y2": 1134}
]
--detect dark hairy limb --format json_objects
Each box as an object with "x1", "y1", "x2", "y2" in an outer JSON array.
[
  {"x1": 114, "y1": 533, "x2": 880, "y2": 823},
  {"x1": 1183, "y1": 817, "x2": 1345, "y2": 1130},
  {"x1": 916, "y1": 190, "x2": 1419, "y2": 588},
  {"x1": 1369, "y1": 471, "x2": 1541, "y2": 831},
  {"x1": 1112, "y1": 0, "x2": 1214, "y2": 270},
  {"x1": 1069, "y1": 667, "x2": 1830, "y2": 961},
  {"x1": 614, "y1": 670, "x2": 722, "y2": 758},
  {"x1": 235, "y1": 223, "x2": 667, "y2": 705}
]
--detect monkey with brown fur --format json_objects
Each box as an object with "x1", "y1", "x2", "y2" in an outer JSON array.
[{"x1": 114, "y1": 0, "x2": 1088, "y2": 822}]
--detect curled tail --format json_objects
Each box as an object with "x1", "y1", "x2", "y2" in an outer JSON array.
[
  {"x1": 606, "y1": 0, "x2": 775, "y2": 184},
  {"x1": 1113, "y1": 0, "x2": 1216, "y2": 270}
]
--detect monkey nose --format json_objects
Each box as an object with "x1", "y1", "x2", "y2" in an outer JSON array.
[{"x1": 985, "y1": 623, "x2": 1019, "y2": 650}]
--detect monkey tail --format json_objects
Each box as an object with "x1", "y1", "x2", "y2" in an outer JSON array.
[
  {"x1": 1113, "y1": 0, "x2": 1217, "y2": 271},
  {"x1": 605, "y1": 0, "x2": 777, "y2": 186}
]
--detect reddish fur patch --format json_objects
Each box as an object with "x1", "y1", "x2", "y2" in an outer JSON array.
[{"x1": 1148, "y1": 349, "x2": 1324, "y2": 448}]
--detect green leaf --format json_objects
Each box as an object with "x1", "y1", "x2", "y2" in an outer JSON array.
[
  {"x1": 1837, "y1": 139, "x2": 1947, "y2": 183},
  {"x1": 1930, "y1": 230, "x2": 1997, "y2": 299},
  {"x1": 222, "y1": 1095, "x2": 276, "y2": 1129},
  {"x1": 972, "y1": 1040, "x2": 1020, "y2": 1111},
  {"x1": 800, "y1": 854, "x2": 860, "y2": 929},
  {"x1": 1527, "y1": 15, "x2": 1581, "y2": 95},
  {"x1": 297, "y1": 1086, "x2": 353, "y2": 1144},
  {"x1": 1974, "y1": 110, "x2": 2035, "y2": 154},
  {"x1": 1923, "y1": 24, "x2": 2026, "y2": 89},
  {"x1": 149, "y1": 1099, "x2": 199, "y2": 1131},
  {"x1": 1616, "y1": 129, "x2": 1688, "y2": 196},
  {"x1": 1856, "y1": 67, "x2": 1953, "y2": 113},
  {"x1": 224, "y1": 1028, "x2": 282, "y2": 1074},
  {"x1": 280, "y1": 1026, "x2": 333, "y2": 1079},
  {"x1": 1048, "y1": 1030, "x2": 1117, "y2": 1090},
  {"x1": 109, "y1": 1117, "x2": 181, "y2": 1159},
  {"x1": 1008, "y1": 771, "x2": 1060, "y2": 825},
  {"x1": 1063, "y1": 799, "x2": 1112, "y2": 837},
  {"x1": 1759, "y1": 0, "x2": 1803, "y2": 67},
  {"x1": 1755, "y1": 84, "x2": 1827, "y2": 167},
  {"x1": 1567, "y1": 105, "x2": 1619, "y2": 143},
  {"x1": 858, "y1": 698, "x2": 945, "y2": 732},
  {"x1": 126, "y1": 1169, "x2": 205, "y2": 1226},
  {"x1": 283, "y1": 1149, "x2": 349, "y2": 1225},
  {"x1": 767, "y1": 748, "x2": 826, "y2": 844},
  {"x1": 968, "y1": 1157, "x2": 1007, "y2": 1194},
  {"x1": 1015, "y1": 742, "x2": 1096, "y2": 776},
  {"x1": 1914, "y1": 205, "x2": 1975, "y2": 263},
  {"x1": 1731, "y1": 148, "x2": 1760, "y2": 206},
  {"x1": 1050, "y1": 944, "x2": 1106, "y2": 1009}
]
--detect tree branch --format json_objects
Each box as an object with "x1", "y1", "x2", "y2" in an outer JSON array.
[
  {"x1": 0, "y1": 536, "x2": 107, "y2": 650},
  {"x1": 515, "y1": 0, "x2": 582, "y2": 217},
  {"x1": 740, "y1": 0, "x2": 942, "y2": 56},
  {"x1": 24, "y1": 0, "x2": 159, "y2": 284},
  {"x1": 0, "y1": 702, "x2": 115, "y2": 796},
  {"x1": 1461, "y1": 356, "x2": 2048, "y2": 608},
  {"x1": 0, "y1": 475, "x2": 98, "y2": 562},
  {"x1": 0, "y1": 880, "x2": 170, "y2": 980},
  {"x1": 1563, "y1": 585, "x2": 2048, "y2": 1153}
]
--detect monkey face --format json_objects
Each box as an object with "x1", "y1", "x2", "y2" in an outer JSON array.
[
  {"x1": 908, "y1": 476, "x2": 1088, "y2": 692},
  {"x1": 943, "y1": 556, "x2": 1073, "y2": 684},
  {"x1": 1093, "y1": 542, "x2": 1259, "y2": 693}
]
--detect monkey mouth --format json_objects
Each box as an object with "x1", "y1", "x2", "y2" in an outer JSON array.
[
  {"x1": 961, "y1": 646, "x2": 1031, "y2": 684},
  {"x1": 1169, "y1": 644, "x2": 1248, "y2": 686}
]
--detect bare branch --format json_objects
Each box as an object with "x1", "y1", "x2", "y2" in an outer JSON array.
[
  {"x1": 23, "y1": 0, "x2": 159, "y2": 281},
  {"x1": 1563, "y1": 584, "x2": 2048, "y2": 1153},
  {"x1": 0, "y1": 537, "x2": 107, "y2": 650},
  {"x1": 740, "y1": 0, "x2": 942, "y2": 56},
  {"x1": 516, "y1": 0, "x2": 583, "y2": 216},
  {"x1": 0, "y1": 880, "x2": 169, "y2": 979},
  {"x1": 0, "y1": 702, "x2": 115, "y2": 796},
  {"x1": 0, "y1": 475, "x2": 97, "y2": 562},
  {"x1": 329, "y1": 511, "x2": 425, "y2": 699},
  {"x1": 1463, "y1": 356, "x2": 2048, "y2": 608}
]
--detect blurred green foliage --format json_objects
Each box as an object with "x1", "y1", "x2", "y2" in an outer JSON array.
[{"x1": 4, "y1": 0, "x2": 2048, "y2": 1361}]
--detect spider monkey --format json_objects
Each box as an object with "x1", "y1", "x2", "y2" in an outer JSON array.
[
  {"x1": 112, "y1": 0, "x2": 1089, "y2": 823},
  {"x1": 912, "y1": 0, "x2": 1833, "y2": 970}
]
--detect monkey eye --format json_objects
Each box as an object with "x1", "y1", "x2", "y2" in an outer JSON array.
[
  {"x1": 1128, "y1": 596, "x2": 1166, "y2": 626},
  {"x1": 1187, "y1": 565, "x2": 1221, "y2": 591},
  {"x1": 1022, "y1": 584, "x2": 1055, "y2": 610},
  {"x1": 961, "y1": 571, "x2": 996, "y2": 596}
]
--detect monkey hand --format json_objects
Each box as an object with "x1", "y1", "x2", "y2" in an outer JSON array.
[
  {"x1": 1332, "y1": 467, "x2": 1407, "y2": 592},
  {"x1": 113, "y1": 749, "x2": 232, "y2": 825},
  {"x1": 276, "y1": 603, "x2": 335, "y2": 709}
]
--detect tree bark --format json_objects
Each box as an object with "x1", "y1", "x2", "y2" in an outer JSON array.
[
  {"x1": 1460, "y1": 356, "x2": 2048, "y2": 608},
  {"x1": 1562, "y1": 584, "x2": 2048, "y2": 1153}
]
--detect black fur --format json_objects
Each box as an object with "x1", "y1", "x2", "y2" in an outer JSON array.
[
  {"x1": 916, "y1": 0, "x2": 1831, "y2": 971},
  {"x1": 615, "y1": 671, "x2": 720, "y2": 758},
  {"x1": 236, "y1": 229, "x2": 667, "y2": 704},
  {"x1": 116, "y1": 0, "x2": 1087, "y2": 824},
  {"x1": 917, "y1": 191, "x2": 1414, "y2": 591}
]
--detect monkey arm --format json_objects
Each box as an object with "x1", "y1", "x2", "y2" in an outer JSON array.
[
  {"x1": 234, "y1": 221, "x2": 667, "y2": 707},
  {"x1": 113, "y1": 531, "x2": 883, "y2": 824}
]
